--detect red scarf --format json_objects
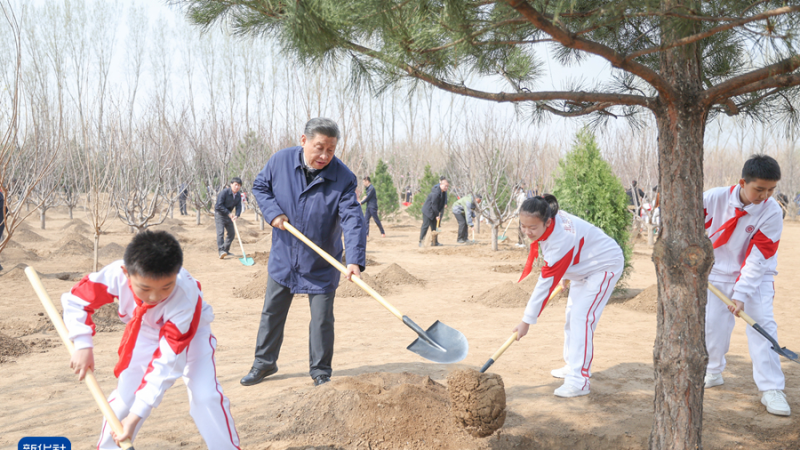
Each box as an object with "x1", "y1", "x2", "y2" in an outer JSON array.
[
  {"x1": 710, "y1": 207, "x2": 747, "y2": 249},
  {"x1": 518, "y1": 217, "x2": 556, "y2": 282},
  {"x1": 114, "y1": 288, "x2": 155, "y2": 378}
]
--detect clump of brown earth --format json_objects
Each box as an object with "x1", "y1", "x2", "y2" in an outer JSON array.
[
  {"x1": 98, "y1": 242, "x2": 126, "y2": 260},
  {"x1": 232, "y1": 270, "x2": 271, "y2": 299},
  {"x1": 11, "y1": 228, "x2": 48, "y2": 242},
  {"x1": 336, "y1": 263, "x2": 424, "y2": 298},
  {"x1": 617, "y1": 284, "x2": 658, "y2": 313},
  {"x1": 252, "y1": 251, "x2": 269, "y2": 265},
  {"x1": 260, "y1": 372, "x2": 493, "y2": 450},
  {"x1": 447, "y1": 369, "x2": 507, "y2": 438},
  {"x1": 465, "y1": 268, "x2": 568, "y2": 308},
  {"x1": 0, "y1": 332, "x2": 30, "y2": 363}
]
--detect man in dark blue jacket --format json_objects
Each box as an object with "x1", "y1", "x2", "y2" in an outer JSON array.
[
  {"x1": 214, "y1": 177, "x2": 242, "y2": 258},
  {"x1": 419, "y1": 178, "x2": 449, "y2": 247},
  {"x1": 242, "y1": 118, "x2": 366, "y2": 387},
  {"x1": 359, "y1": 176, "x2": 385, "y2": 239}
]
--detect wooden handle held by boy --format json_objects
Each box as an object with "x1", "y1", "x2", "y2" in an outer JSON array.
[{"x1": 24, "y1": 266, "x2": 135, "y2": 450}]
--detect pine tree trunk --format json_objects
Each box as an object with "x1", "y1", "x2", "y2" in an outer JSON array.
[{"x1": 649, "y1": 105, "x2": 714, "y2": 449}]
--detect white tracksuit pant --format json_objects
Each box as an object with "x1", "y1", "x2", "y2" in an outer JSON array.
[
  {"x1": 705, "y1": 280, "x2": 785, "y2": 391},
  {"x1": 97, "y1": 326, "x2": 240, "y2": 450},
  {"x1": 561, "y1": 266, "x2": 623, "y2": 391}
]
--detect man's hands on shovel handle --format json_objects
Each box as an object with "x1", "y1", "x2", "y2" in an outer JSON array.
[
  {"x1": 345, "y1": 264, "x2": 361, "y2": 282},
  {"x1": 70, "y1": 348, "x2": 95, "y2": 381},
  {"x1": 728, "y1": 299, "x2": 744, "y2": 317},
  {"x1": 113, "y1": 414, "x2": 142, "y2": 446},
  {"x1": 512, "y1": 321, "x2": 530, "y2": 341},
  {"x1": 271, "y1": 214, "x2": 288, "y2": 230}
]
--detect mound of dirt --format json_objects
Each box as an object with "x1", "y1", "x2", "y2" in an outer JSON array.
[
  {"x1": 11, "y1": 228, "x2": 47, "y2": 242},
  {"x1": 93, "y1": 302, "x2": 123, "y2": 332},
  {"x1": 464, "y1": 269, "x2": 570, "y2": 308},
  {"x1": 491, "y1": 264, "x2": 524, "y2": 273},
  {"x1": 336, "y1": 272, "x2": 382, "y2": 298},
  {"x1": 232, "y1": 270, "x2": 270, "y2": 299},
  {"x1": 56, "y1": 233, "x2": 93, "y2": 249},
  {"x1": 0, "y1": 333, "x2": 29, "y2": 363},
  {"x1": 60, "y1": 218, "x2": 88, "y2": 230},
  {"x1": 161, "y1": 217, "x2": 185, "y2": 226},
  {"x1": 98, "y1": 242, "x2": 126, "y2": 259},
  {"x1": 1, "y1": 247, "x2": 41, "y2": 262},
  {"x1": 0, "y1": 263, "x2": 29, "y2": 280},
  {"x1": 447, "y1": 369, "x2": 507, "y2": 438},
  {"x1": 267, "y1": 372, "x2": 477, "y2": 449},
  {"x1": 52, "y1": 240, "x2": 93, "y2": 257},
  {"x1": 337, "y1": 264, "x2": 422, "y2": 298},
  {"x1": 253, "y1": 251, "x2": 269, "y2": 265},
  {"x1": 3, "y1": 239, "x2": 23, "y2": 249},
  {"x1": 619, "y1": 284, "x2": 658, "y2": 313},
  {"x1": 373, "y1": 263, "x2": 424, "y2": 287}
]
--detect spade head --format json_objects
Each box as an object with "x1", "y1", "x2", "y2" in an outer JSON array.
[
  {"x1": 239, "y1": 257, "x2": 255, "y2": 266},
  {"x1": 774, "y1": 346, "x2": 800, "y2": 364},
  {"x1": 406, "y1": 319, "x2": 469, "y2": 364}
]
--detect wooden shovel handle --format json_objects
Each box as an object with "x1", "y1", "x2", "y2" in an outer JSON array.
[
  {"x1": 24, "y1": 267, "x2": 133, "y2": 449},
  {"x1": 491, "y1": 284, "x2": 564, "y2": 361},
  {"x1": 283, "y1": 222, "x2": 404, "y2": 320},
  {"x1": 231, "y1": 218, "x2": 248, "y2": 258},
  {"x1": 707, "y1": 282, "x2": 757, "y2": 327}
]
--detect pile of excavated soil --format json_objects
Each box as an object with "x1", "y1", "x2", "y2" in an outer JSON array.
[
  {"x1": 61, "y1": 219, "x2": 92, "y2": 235},
  {"x1": 252, "y1": 251, "x2": 269, "y2": 265},
  {"x1": 491, "y1": 264, "x2": 525, "y2": 273},
  {"x1": 0, "y1": 332, "x2": 29, "y2": 363},
  {"x1": 0, "y1": 263, "x2": 29, "y2": 279},
  {"x1": 232, "y1": 270, "x2": 270, "y2": 299},
  {"x1": 56, "y1": 233, "x2": 94, "y2": 249},
  {"x1": 60, "y1": 218, "x2": 88, "y2": 230},
  {"x1": 447, "y1": 369, "x2": 507, "y2": 438},
  {"x1": 264, "y1": 372, "x2": 478, "y2": 450},
  {"x1": 3, "y1": 239, "x2": 23, "y2": 249},
  {"x1": 337, "y1": 263, "x2": 423, "y2": 298},
  {"x1": 52, "y1": 240, "x2": 93, "y2": 257},
  {"x1": 618, "y1": 284, "x2": 658, "y2": 314},
  {"x1": 98, "y1": 242, "x2": 126, "y2": 260},
  {"x1": 11, "y1": 228, "x2": 48, "y2": 242},
  {"x1": 1, "y1": 247, "x2": 41, "y2": 262},
  {"x1": 93, "y1": 302, "x2": 123, "y2": 332},
  {"x1": 0, "y1": 314, "x2": 56, "y2": 338},
  {"x1": 464, "y1": 270, "x2": 571, "y2": 309}
]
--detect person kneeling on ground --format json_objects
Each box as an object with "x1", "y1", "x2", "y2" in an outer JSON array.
[
  {"x1": 452, "y1": 193, "x2": 481, "y2": 244},
  {"x1": 62, "y1": 231, "x2": 241, "y2": 449},
  {"x1": 215, "y1": 177, "x2": 243, "y2": 259},
  {"x1": 703, "y1": 154, "x2": 791, "y2": 416},
  {"x1": 513, "y1": 194, "x2": 624, "y2": 398}
]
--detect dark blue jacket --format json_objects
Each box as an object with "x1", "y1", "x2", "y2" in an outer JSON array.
[
  {"x1": 253, "y1": 146, "x2": 366, "y2": 294},
  {"x1": 215, "y1": 187, "x2": 242, "y2": 216},
  {"x1": 361, "y1": 184, "x2": 378, "y2": 210},
  {"x1": 422, "y1": 185, "x2": 448, "y2": 220}
]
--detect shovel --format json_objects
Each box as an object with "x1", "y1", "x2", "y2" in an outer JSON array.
[
  {"x1": 24, "y1": 267, "x2": 135, "y2": 449},
  {"x1": 283, "y1": 222, "x2": 468, "y2": 364},
  {"x1": 232, "y1": 219, "x2": 255, "y2": 266},
  {"x1": 708, "y1": 282, "x2": 799, "y2": 364},
  {"x1": 497, "y1": 217, "x2": 516, "y2": 242},
  {"x1": 480, "y1": 285, "x2": 564, "y2": 373},
  {"x1": 429, "y1": 217, "x2": 442, "y2": 246}
]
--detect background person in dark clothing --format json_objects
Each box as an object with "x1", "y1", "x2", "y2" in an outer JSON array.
[
  {"x1": 178, "y1": 183, "x2": 189, "y2": 215},
  {"x1": 419, "y1": 178, "x2": 449, "y2": 247},
  {"x1": 242, "y1": 117, "x2": 366, "y2": 388},
  {"x1": 432, "y1": 175, "x2": 449, "y2": 221},
  {"x1": 215, "y1": 177, "x2": 242, "y2": 258},
  {"x1": 625, "y1": 180, "x2": 645, "y2": 207},
  {"x1": 359, "y1": 176, "x2": 385, "y2": 238}
]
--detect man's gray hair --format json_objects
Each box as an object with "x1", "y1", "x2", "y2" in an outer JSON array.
[{"x1": 304, "y1": 117, "x2": 341, "y2": 140}]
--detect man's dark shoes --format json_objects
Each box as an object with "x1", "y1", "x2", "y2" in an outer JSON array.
[
  {"x1": 314, "y1": 375, "x2": 331, "y2": 386},
  {"x1": 240, "y1": 365, "x2": 278, "y2": 386}
]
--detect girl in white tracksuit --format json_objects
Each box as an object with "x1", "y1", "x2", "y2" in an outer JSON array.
[
  {"x1": 62, "y1": 231, "x2": 241, "y2": 449},
  {"x1": 513, "y1": 194, "x2": 624, "y2": 398},
  {"x1": 702, "y1": 154, "x2": 789, "y2": 416}
]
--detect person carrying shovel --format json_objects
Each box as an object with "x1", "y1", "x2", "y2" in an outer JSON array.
[
  {"x1": 242, "y1": 118, "x2": 366, "y2": 388},
  {"x1": 215, "y1": 177, "x2": 243, "y2": 259},
  {"x1": 419, "y1": 178, "x2": 449, "y2": 247},
  {"x1": 702, "y1": 155, "x2": 790, "y2": 416},
  {"x1": 512, "y1": 194, "x2": 624, "y2": 398}
]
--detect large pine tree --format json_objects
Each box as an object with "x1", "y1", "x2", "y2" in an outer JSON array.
[
  {"x1": 371, "y1": 159, "x2": 400, "y2": 217},
  {"x1": 179, "y1": 1, "x2": 800, "y2": 447}
]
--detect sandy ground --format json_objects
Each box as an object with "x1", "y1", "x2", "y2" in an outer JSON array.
[{"x1": 0, "y1": 206, "x2": 798, "y2": 449}]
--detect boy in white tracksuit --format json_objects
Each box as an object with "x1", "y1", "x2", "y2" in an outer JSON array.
[
  {"x1": 702, "y1": 154, "x2": 790, "y2": 416},
  {"x1": 62, "y1": 231, "x2": 241, "y2": 449},
  {"x1": 513, "y1": 194, "x2": 624, "y2": 398}
]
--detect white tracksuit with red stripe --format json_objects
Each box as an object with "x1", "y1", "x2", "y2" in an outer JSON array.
[
  {"x1": 704, "y1": 185, "x2": 785, "y2": 391},
  {"x1": 61, "y1": 261, "x2": 241, "y2": 450},
  {"x1": 523, "y1": 211, "x2": 624, "y2": 392}
]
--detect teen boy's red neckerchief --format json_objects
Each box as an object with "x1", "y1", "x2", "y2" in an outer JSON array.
[
  {"x1": 710, "y1": 207, "x2": 748, "y2": 249},
  {"x1": 114, "y1": 282, "x2": 155, "y2": 378},
  {"x1": 518, "y1": 217, "x2": 556, "y2": 283}
]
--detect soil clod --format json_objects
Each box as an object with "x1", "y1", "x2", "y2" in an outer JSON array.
[{"x1": 447, "y1": 368, "x2": 507, "y2": 438}]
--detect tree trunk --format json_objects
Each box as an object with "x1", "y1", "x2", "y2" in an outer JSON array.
[
  {"x1": 260, "y1": 214, "x2": 265, "y2": 230},
  {"x1": 649, "y1": 104, "x2": 714, "y2": 448},
  {"x1": 196, "y1": 208, "x2": 201, "y2": 225},
  {"x1": 68, "y1": 206, "x2": 73, "y2": 220},
  {"x1": 491, "y1": 225, "x2": 498, "y2": 251},
  {"x1": 646, "y1": 223, "x2": 655, "y2": 247},
  {"x1": 475, "y1": 215, "x2": 480, "y2": 234},
  {"x1": 170, "y1": 205, "x2": 174, "y2": 219},
  {"x1": 39, "y1": 207, "x2": 46, "y2": 230},
  {"x1": 93, "y1": 232, "x2": 100, "y2": 272}
]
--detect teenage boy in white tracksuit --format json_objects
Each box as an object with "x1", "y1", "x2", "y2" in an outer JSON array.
[
  {"x1": 702, "y1": 154, "x2": 790, "y2": 416},
  {"x1": 62, "y1": 231, "x2": 241, "y2": 449},
  {"x1": 513, "y1": 194, "x2": 624, "y2": 398}
]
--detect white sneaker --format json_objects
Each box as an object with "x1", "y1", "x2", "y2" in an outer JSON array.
[
  {"x1": 704, "y1": 373, "x2": 724, "y2": 389},
  {"x1": 554, "y1": 383, "x2": 590, "y2": 398},
  {"x1": 551, "y1": 366, "x2": 570, "y2": 379},
  {"x1": 761, "y1": 390, "x2": 791, "y2": 416}
]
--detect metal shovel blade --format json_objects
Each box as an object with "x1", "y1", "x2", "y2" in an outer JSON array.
[
  {"x1": 239, "y1": 257, "x2": 255, "y2": 266},
  {"x1": 752, "y1": 323, "x2": 799, "y2": 364},
  {"x1": 405, "y1": 318, "x2": 469, "y2": 364}
]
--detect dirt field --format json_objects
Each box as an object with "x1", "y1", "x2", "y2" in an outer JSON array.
[{"x1": 1, "y1": 207, "x2": 798, "y2": 449}]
